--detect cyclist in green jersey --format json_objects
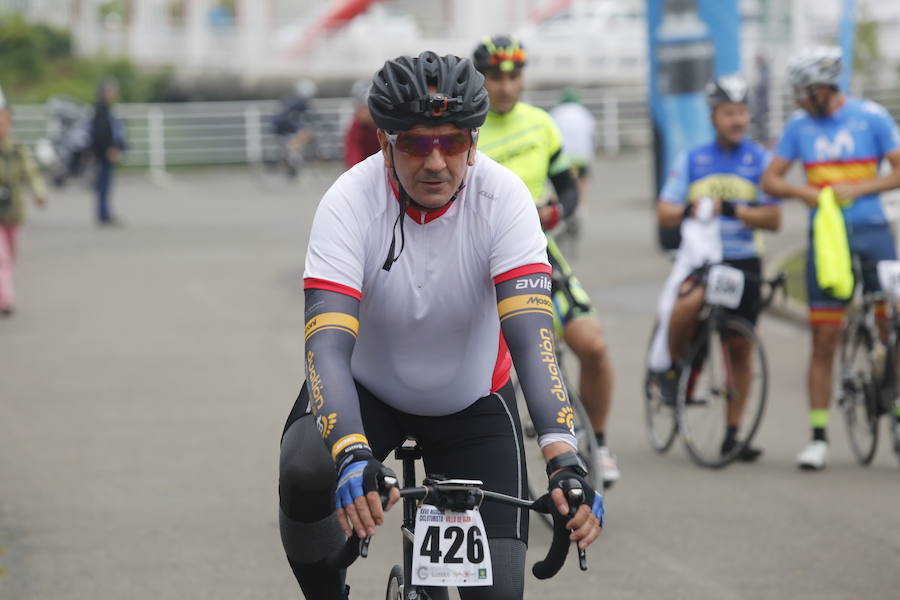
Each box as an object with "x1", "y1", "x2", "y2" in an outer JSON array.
[{"x1": 473, "y1": 35, "x2": 619, "y2": 486}]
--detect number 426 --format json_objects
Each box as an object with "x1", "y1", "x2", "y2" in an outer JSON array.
[{"x1": 419, "y1": 526, "x2": 485, "y2": 564}]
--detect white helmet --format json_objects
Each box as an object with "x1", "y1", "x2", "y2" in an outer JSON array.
[
  {"x1": 705, "y1": 74, "x2": 749, "y2": 107},
  {"x1": 350, "y1": 79, "x2": 371, "y2": 106},
  {"x1": 293, "y1": 78, "x2": 317, "y2": 99},
  {"x1": 787, "y1": 47, "x2": 842, "y2": 88}
]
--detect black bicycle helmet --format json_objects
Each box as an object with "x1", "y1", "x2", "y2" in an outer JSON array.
[
  {"x1": 704, "y1": 74, "x2": 749, "y2": 108},
  {"x1": 472, "y1": 35, "x2": 527, "y2": 73},
  {"x1": 368, "y1": 51, "x2": 489, "y2": 131}
]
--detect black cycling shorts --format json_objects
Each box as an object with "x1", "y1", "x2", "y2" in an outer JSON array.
[{"x1": 281, "y1": 379, "x2": 530, "y2": 543}]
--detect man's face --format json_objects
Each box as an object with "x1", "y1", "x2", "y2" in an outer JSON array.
[
  {"x1": 483, "y1": 68, "x2": 524, "y2": 114},
  {"x1": 379, "y1": 123, "x2": 477, "y2": 209},
  {"x1": 793, "y1": 85, "x2": 831, "y2": 116},
  {"x1": 711, "y1": 102, "x2": 749, "y2": 145},
  {"x1": 0, "y1": 110, "x2": 10, "y2": 141}
]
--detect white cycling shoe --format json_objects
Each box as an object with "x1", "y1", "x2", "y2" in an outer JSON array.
[
  {"x1": 594, "y1": 446, "x2": 620, "y2": 488},
  {"x1": 796, "y1": 440, "x2": 828, "y2": 470}
]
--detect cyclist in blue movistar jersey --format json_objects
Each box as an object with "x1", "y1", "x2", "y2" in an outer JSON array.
[
  {"x1": 762, "y1": 47, "x2": 900, "y2": 470},
  {"x1": 658, "y1": 75, "x2": 782, "y2": 460}
]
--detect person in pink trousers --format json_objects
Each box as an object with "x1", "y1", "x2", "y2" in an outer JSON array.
[{"x1": 0, "y1": 94, "x2": 47, "y2": 317}]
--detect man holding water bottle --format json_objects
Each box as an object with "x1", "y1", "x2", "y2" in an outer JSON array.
[{"x1": 657, "y1": 75, "x2": 781, "y2": 460}]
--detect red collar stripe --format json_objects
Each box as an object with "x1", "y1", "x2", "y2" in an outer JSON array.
[{"x1": 387, "y1": 172, "x2": 457, "y2": 224}]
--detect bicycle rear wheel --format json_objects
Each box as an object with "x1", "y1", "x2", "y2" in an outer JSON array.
[
  {"x1": 839, "y1": 317, "x2": 880, "y2": 465},
  {"x1": 385, "y1": 564, "x2": 403, "y2": 600},
  {"x1": 677, "y1": 315, "x2": 767, "y2": 468},
  {"x1": 644, "y1": 323, "x2": 678, "y2": 453}
]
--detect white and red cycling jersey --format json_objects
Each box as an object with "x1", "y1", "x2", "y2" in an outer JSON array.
[{"x1": 304, "y1": 151, "x2": 549, "y2": 416}]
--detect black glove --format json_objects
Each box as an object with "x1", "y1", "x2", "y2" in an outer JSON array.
[
  {"x1": 547, "y1": 469, "x2": 605, "y2": 527},
  {"x1": 335, "y1": 448, "x2": 396, "y2": 510}
]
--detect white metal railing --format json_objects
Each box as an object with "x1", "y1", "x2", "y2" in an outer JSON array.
[{"x1": 9, "y1": 84, "x2": 900, "y2": 172}]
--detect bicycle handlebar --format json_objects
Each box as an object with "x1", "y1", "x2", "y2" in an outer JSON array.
[{"x1": 323, "y1": 479, "x2": 588, "y2": 580}]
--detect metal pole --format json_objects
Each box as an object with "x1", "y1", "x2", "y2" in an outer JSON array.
[
  {"x1": 603, "y1": 94, "x2": 620, "y2": 156},
  {"x1": 245, "y1": 105, "x2": 263, "y2": 165},
  {"x1": 148, "y1": 107, "x2": 166, "y2": 177}
]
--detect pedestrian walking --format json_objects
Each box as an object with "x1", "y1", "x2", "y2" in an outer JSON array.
[{"x1": 0, "y1": 91, "x2": 48, "y2": 316}]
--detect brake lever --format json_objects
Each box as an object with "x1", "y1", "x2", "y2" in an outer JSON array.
[
  {"x1": 564, "y1": 487, "x2": 588, "y2": 571},
  {"x1": 381, "y1": 474, "x2": 398, "y2": 508},
  {"x1": 359, "y1": 474, "x2": 399, "y2": 560}
]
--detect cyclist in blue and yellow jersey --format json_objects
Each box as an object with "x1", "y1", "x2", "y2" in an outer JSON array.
[
  {"x1": 473, "y1": 35, "x2": 619, "y2": 486},
  {"x1": 657, "y1": 75, "x2": 782, "y2": 461},
  {"x1": 762, "y1": 47, "x2": 900, "y2": 470}
]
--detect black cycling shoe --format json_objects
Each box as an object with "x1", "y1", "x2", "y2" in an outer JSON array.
[
  {"x1": 657, "y1": 369, "x2": 678, "y2": 406},
  {"x1": 721, "y1": 437, "x2": 763, "y2": 462}
]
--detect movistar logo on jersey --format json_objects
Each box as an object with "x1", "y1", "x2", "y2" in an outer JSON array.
[{"x1": 814, "y1": 129, "x2": 855, "y2": 160}]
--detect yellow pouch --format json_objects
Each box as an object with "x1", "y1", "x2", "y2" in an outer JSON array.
[{"x1": 813, "y1": 187, "x2": 854, "y2": 300}]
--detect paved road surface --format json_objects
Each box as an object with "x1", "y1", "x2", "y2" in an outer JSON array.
[{"x1": 2, "y1": 155, "x2": 899, "y2": 599}]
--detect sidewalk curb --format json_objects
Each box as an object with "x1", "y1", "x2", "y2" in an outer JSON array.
[{"x1": 765, "y1": 244, "x2": 808, "y2": 327}]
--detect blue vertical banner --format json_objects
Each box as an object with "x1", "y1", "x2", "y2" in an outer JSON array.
[
  {"x1": 647, "y1": 0, "x2": 741, "y2": 250},
  {"x1": 838, "y1": 0, "x2": 856, "y2": 92}
]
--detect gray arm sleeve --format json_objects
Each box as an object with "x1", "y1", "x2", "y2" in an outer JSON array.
[
  {"x1": 496, "y1": 272, "x2": 577, "y2": 450},
  {"x1": 304, "y1": 289, "x2": 370, "y2": 461}
]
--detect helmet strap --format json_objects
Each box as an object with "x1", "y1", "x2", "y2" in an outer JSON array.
[{"x1": 383, "y1": 147, "x2": 409, "y2": 271}]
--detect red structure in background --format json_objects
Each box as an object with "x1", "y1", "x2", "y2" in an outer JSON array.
[
  {"x1": 527, "y1": 0, "x2": 571, "y2": 23},
  {"x1": 290, "y1": 0, "x2": 384, "y2": 57}
]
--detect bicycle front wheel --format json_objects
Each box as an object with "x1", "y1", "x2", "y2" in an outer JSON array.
[
  {"x1": 385, "y1": 564, "x2": 403, "y2": 600},
  {"x1": 644, "y1": 322, "x2": 678, "y2": 453},
  {"x1": 839, "y1": 317, "x2": 879, "y2": 465},
  {"x1": 677, "y1": 315, "x2": 767, "y2": 468}
]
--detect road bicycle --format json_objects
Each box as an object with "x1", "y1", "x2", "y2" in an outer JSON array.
[
  {"x1": 644, "y1": 263, "x2": 784, "y2": 468},
  {"x1": 325, "y1": 440, "x2": 588, "y2": 599},
  {"x1": 838, "y1": 259, "x2": 900, "y2": 467},
  {"x1": 254, "y1": 127, "x2": 317, "y2": 188}
]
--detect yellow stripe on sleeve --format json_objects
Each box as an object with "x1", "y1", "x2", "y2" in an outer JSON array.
[
  {"x1": 304, "y1": 312, "x2": 359, "y2": 342},
  {"x1": 330, "y1": 433, "x2": 370, "y2": 460},
  {"x1": 497, "y1": 294, "x2": 554, "y2": 322}
]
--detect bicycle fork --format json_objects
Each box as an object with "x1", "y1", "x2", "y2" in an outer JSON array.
[{"x1": 397, "y1": 444, "x2": 425, "y2": 600}]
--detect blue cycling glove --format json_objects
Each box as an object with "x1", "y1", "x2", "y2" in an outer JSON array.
[
  {"x1": 547, "y1": 470, "x2": 605, "y2": 527},
  {"x1": 335, "y1": 448, "x2": 395, "y2": 511}
]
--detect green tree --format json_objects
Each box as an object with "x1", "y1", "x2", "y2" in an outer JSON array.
[{"x1": 0, "y1": 15, "x2": 171, "y2": 104}]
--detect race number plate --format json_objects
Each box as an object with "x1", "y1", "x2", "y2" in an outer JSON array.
[
  {"x1": 706, "y1": 265, "x2": 745, "y2": 309},
  {"x1": 877, "y1": 260, "x2": 900, "y2": 301},
  {"x1": 410, "y1": 505, "x2": 492, "y2": 587}
]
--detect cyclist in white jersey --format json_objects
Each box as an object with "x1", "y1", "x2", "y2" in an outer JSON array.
[{"x1": 278, "y1": 52, "x2": 604, "y2": 600}]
